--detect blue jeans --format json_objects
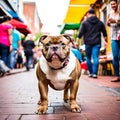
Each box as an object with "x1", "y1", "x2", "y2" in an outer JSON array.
[
  {"x1": 26, "y1": 55, "x2": 33, "y2": 71},
  {"x1": 0, "y1": 43, "x2": 10, "y2": 66},
  {"x1": 8, "y1": 49, "x2": 17, "y2": 69},
  {"x1": 85, "y1": 44, "x2": 101, "y2": 75},
  {"x1": 111, "y1": 40, "x2": 120, "y2": 76}
]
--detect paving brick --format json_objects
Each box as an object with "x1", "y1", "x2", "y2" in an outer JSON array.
[
  {"x1": 21, "y1": 114, "x2": 66, "y2": 120},
  {"x1": 7, "y1": 115, "x2": 21, "y2": 120},
  {"x1": 0, "y1": 115, "x2": 9, "y2": 120}
]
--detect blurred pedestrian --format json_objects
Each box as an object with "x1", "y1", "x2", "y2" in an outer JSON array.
[
  {"x1": 0, "y1": 59, "x2": 10, "y2": 77},
  {"x1": 23, "y1": 34, "x2": 35, "y2": 71},
  {"x1": 8, "y1": 28, "x2": 22, "y2": 69},
  {"x1": 107, "y1": 0, "x2": 120, "y2": 82},
  {"x1": 76, "y1": 8, "x2": 108, "y2": 78},
  {"x1": 0, "y1": 15, "x2": 13, "y2": 66},
  {"x1": 71, "y1": 47, "x2": 83, "y2": 63},
  {"x1": 16, "y1": 50, "x2": 23, "y2": 69}
]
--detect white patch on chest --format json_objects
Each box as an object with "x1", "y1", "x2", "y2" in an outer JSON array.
[{"x1": 39, "y1": 51, "x2": 76, "y2": 90}]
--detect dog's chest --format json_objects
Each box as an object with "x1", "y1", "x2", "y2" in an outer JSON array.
[{"x1": 47, "y1": 70, "x2": 71, "y2": 90}]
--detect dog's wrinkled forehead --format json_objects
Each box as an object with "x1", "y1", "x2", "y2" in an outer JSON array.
[{"x1": 39, "y1": 35, "x2": 73, "y2": 45}]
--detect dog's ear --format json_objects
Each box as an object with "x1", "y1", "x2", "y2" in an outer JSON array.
[
  {"x1": 39, "y1": 35, "x2": 48, "y2": 44},
  {"x1": 63, "y1": 34, "x2": 74, "y2": 45}
]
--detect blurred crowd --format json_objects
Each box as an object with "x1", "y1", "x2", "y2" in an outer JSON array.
[{"x1": 0, "y1": 15, "x2": 42, "y2": 77}]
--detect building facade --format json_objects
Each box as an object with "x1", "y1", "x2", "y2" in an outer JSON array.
[{"x1": 23, "y1": 1, "x2": 42, "y2": 35}]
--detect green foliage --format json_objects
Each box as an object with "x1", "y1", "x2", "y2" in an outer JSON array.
[{"x1": 34, "y1": 32, "x2": 43, "y2": 42}]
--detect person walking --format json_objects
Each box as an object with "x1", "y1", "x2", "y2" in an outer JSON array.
[
  {"x1": 0, "y1": 15, "x2": 13, "y2": 66},
  {"x1": 23, "y1": 34, "x2": 35, "y2": 71},
  {"x1": 107, "y1": 0, "x2": 120, "y2": 82},
  {"x1": 76, "y1": 8, "x2": 108, "y2": 78},
  {"x1": 9, "y1": 28, "x2": 22, "y2": 69},
  {"x1": 16, "y1": 50, "x2": 23, "y2": 69}
]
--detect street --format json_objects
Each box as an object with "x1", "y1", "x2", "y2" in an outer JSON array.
[{"x1": 0, "y1": 68, "x2": 120, "y2": 120}]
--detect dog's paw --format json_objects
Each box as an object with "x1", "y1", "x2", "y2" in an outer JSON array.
[
  {"x1": 64, "y1": 96, "x2": 70, "y2": 103},
  {"x1": 37, "y1": 100, "x2": 41, "y2": 105},
  {"x1": 71, "y1": 104, "x2": 81, "y2": 113},
  {"x1": 36, "y1": 105, "x2": 48, "y2": 114}
]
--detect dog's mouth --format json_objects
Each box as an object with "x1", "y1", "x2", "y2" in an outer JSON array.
[{"x1": 46, "y1": 53, "x2": 66, "y2": 63}]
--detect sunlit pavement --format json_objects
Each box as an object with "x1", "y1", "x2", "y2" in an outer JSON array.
[{"x1": 0, "y1": 68, "x2": 120, "y2": 120}]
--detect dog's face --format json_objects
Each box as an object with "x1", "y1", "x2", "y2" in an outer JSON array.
[{"x1": 39, "y1": 35, "x2": 73, "y2": 69}]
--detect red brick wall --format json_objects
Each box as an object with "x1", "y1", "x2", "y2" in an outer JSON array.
[{"x1": 23, "y1": 2, "x2": 35, "y2": 34}]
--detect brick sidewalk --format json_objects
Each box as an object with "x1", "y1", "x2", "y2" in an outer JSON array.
[
  {"x1": 81, "y1": 75, "x2": 120, "y2": 94},
  {"x1": 0, "y1": 68, "x2": 120, "y2": 120}
]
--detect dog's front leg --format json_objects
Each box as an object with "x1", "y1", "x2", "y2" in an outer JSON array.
[
  {"x1": 70, "y1": 79, "x2": 81, "y2": 112},
  {"x1": 64, "y1": 87, "x2": 70, "y2": 103},
  {"x1": 37, "y1": 80, "x2": 48, "y2": 114}
]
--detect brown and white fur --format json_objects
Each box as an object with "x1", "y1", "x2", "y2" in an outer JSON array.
[{"x1": 36, "y1": 35, "x2": 81, "y2": 113}]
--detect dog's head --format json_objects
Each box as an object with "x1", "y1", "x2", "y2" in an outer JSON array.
[{"x1": 39, "y1": 35, "x2": 73, "y2": 69}]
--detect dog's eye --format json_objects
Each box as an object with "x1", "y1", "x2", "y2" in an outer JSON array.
[
  {"x1": 45, "y1": 43, "x2": 50, "y2": 48},
  {"x1": 45, "y1": 43, "x2": 50, "y2": 50},
  {"x1": 61, "y1": 43, "x2": 66, "y2": 48}
]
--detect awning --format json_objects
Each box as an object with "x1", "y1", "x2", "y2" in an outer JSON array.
[
  {"x1": 63, "y1": 5, "x2": 90, "y2": 23},
  {"x1": 0, "y1": 1, "x2": 23, "y2": 22},
  {"x1": 7, "y1": 10, "x2": 23, "y2": 22},
  {"x1": 10, "y1": 19, "x2": 31, "y2": 36},
  {"x1": 69, "y1": 0, "x2": 97, "y2": 5},
  {"x1": 10, "y1": 19, "x2": 27, "y2": 29},
  {"x1": 63, "y1": 0, "x2": 97, "y2": 23},
  {"x1": 60, "y1": 23, "x2": 80, "y2": 34},
  {"x1": 0, "y1": 7, "x2": 7, "y2": 16},
  {"x1": 17, "y1": 28, "x2": 31, "y2": 36}
]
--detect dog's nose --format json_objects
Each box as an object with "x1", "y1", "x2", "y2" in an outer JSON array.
[{"x1": 52, "y1": 46, "x2": 58, "y2": 51}]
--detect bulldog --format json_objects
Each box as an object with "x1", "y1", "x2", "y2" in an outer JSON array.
[{"x1": 36, "y1": 34, "x2": 81, "y2": 114}]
